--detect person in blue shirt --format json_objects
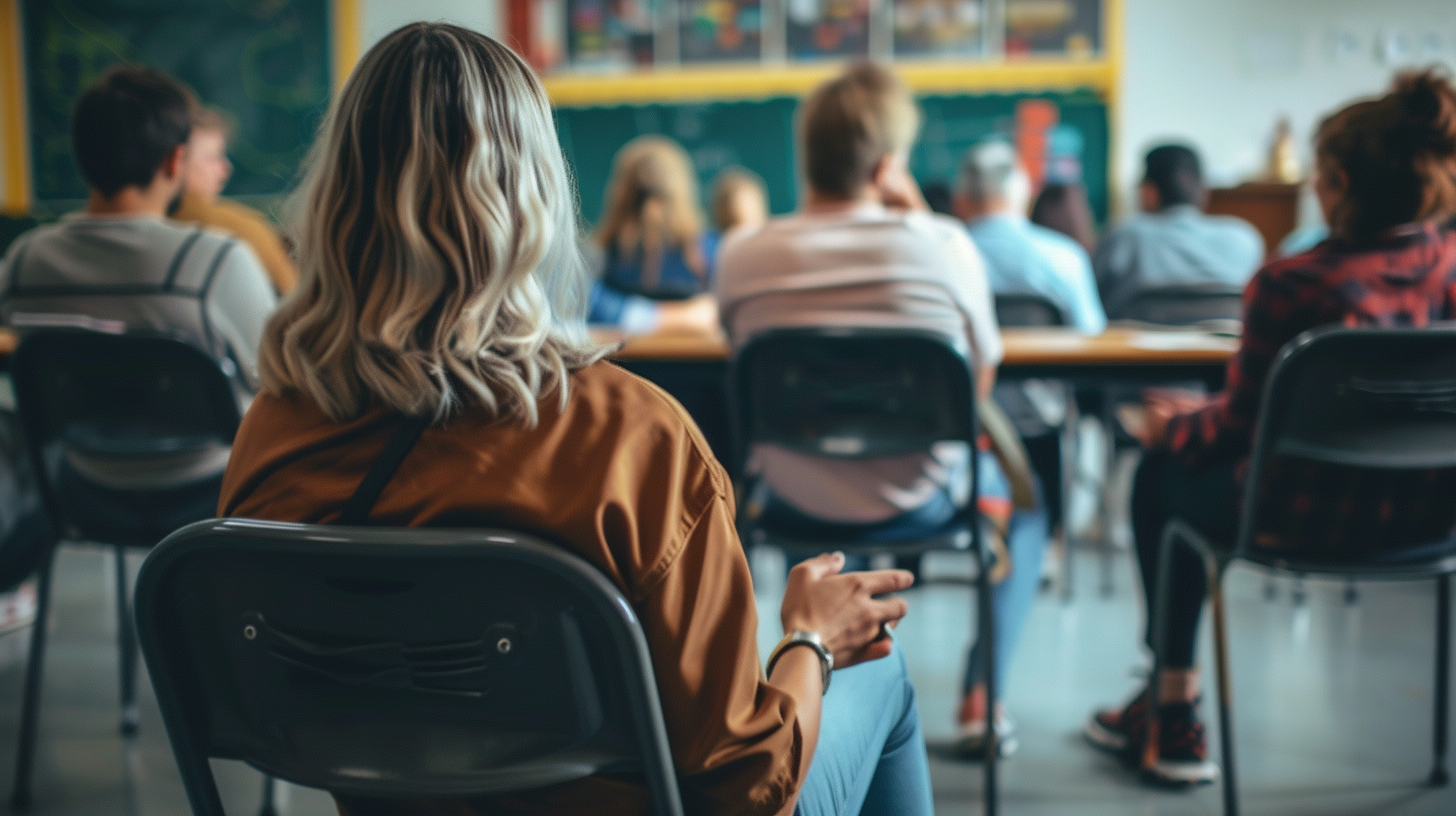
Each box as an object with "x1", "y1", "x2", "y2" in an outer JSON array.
[
  {"x1": 956, "y1": 139, "x2": 1106, "y2": 334},
  {"x1": 1094, "y1": 144, "x2": 1264, "y2": 318},
  {"x1": 595, "y1": 135, "x2": 717, "y2": 300}
]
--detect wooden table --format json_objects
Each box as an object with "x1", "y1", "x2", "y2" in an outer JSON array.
[
  {"x1": 603, "y1": 326, "x2": 1235, "y2": 381},
  {"x1": 598, "y1": 326, "x2": 1237, "y2": 460}
]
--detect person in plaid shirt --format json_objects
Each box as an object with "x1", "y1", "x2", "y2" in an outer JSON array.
[{"x1": 1085, "y1": 69, "x2": 1456, "y2": 787}]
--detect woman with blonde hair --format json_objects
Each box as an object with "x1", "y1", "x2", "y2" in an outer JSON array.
[
  {"x1": 220, "y1": 23, "x2": 932, "y2": 816},
  {"x1": 597, "y1": 135, "x2": 717, "y2": 299}
]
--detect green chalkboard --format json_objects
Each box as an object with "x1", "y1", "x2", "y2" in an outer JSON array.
[
  {"x1": 22, "y1": 0, "x2": 333, "y2": 203},
  {"x1": 555, "y1": 88, "x2": 1109, "y2": 227}
]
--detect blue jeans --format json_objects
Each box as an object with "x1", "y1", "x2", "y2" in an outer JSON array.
[{"x1": 796, "y1": 644, "x2": 934, "y2": 816}]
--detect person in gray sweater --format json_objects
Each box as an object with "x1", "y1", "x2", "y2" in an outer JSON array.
[{"x1": 0, "y1": 65, "x2": 276, "y2": 534}]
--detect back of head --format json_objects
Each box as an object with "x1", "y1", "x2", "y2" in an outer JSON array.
[
  {"x1": 264, "y1": 23, "x2": 604, "y2": 425},
  {"x1": 72, "y1": 64, "x2": 193, "y2": 198},
  {"x1": 710, "y1": 166, "x2": 769, "y2": 231},
  {"x1": 1316, "y1": 69, "x2": 1456, "y2": 242},
  {"x1": 956, "y1": 139, "x2": 1030, "y2": 213},
  {"x1": 798, "y1": 61, "x2": 920, "y2": 200},
  {"x1": 597, "y1": 135, "x2": 704, "y2": 256},
  {"x1": 1142, "y1": 144, "x2": 1203, "y2": 209},
  {"x1": 1030, "y1": 182, "x2": 1096, "y2": 252}
]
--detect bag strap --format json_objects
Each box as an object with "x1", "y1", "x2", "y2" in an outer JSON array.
[{"x1": 337, "y1": 415, "x2": 431, "y2": 526}]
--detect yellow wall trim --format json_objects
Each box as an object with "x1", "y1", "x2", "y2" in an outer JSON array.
[
  {"x1": 546, "y1": 59, "x2": 1115, "y2": 108},
  {"x1": 331, "y1": 0, "x2": 360, "y2": 95},
  {"x1": 1, "y1": 0, "x2": 31, "y2": 215}
]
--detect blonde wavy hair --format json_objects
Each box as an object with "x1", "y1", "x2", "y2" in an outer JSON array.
[
  {"x1": 262, "y1": 23, "x2": 607, "y2": 424},
  {"x1": 595, "y1": 135, "x2": 708, "y2": 285}
]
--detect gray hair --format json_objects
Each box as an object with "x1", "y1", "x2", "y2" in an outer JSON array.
[{"x1": 956, "y1": 139, "x2": 1031, "y2": 211}]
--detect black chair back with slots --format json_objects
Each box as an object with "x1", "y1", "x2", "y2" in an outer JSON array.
[
  {"x1": 1118, "y1": 283, "x2": 1245, "y2": 325},
  {"x1": 6, "y1": 329, "x2": 241, "y2": 812},
  {"x1": 994, "y1": 293, "x2": 1068, "y2": 329},
  {"x1": 1149, "y1": 325, "x2": 1456, "y2": 816},
  {"x1": 729, "y1": 327, "x2": 1004, "y2": 814},
  {"x1": 134, "y1": 518, "x2": 684, "y2": 816}
]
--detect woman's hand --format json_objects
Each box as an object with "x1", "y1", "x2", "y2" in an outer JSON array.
[
  {"x1": 779, "y1": 552, "x2": 914, "y2": 669},
  {"x1": 1121, "y1": 388, "x2": 1205, "y2": 448}
]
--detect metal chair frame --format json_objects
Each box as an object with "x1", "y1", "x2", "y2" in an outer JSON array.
[
  {"x1": 134, "y1": 518, "x2": 686, "y2": 816},
  {"x1": 1147, "y1": 326, "x2": 1456, "y2": 816},
  {"x1": 1117, "y1": 283, "x2": 1246, "y2": 326},
  {"x1": 6, "y1": 329, "x2": 242, "y2": 813},
  {"x1": 729, "y1": 326, "x2": 1000, "y2": 815}
]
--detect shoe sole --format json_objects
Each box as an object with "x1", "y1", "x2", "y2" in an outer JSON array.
[
  {"x1": 1083, "y1": 717, "x2": 1129, "y2": 753},
  {"x1": 1139, "y1": 759, "x2": 1220, "y2": 788},
  {"x1": 955, "y1": 734, "x2": 1019, "y2": 760}
]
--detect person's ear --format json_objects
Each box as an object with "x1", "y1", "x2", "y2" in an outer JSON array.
[
  {"x1": 953, "y1": 192, "x2": 973, "y2": 221},
  {"x1": 1137, "y1": 180, "x2": 1160, "y2": 212},
  {"x1": 161, "y1": 144, "x2": 187, "y2": 181},
  {"x1": 869, "y1": 153, "x2": 897, "y2": 193}
]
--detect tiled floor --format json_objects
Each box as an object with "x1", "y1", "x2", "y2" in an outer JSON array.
[{"x1": 1, "y1": 541, "x2": 1453, "y2": 815}]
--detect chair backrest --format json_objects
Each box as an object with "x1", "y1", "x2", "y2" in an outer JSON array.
[
  {"x1": 994, "y1": 293, "x2": 1068, "y2": 328},
  {"x1": 1118, "y1": 284, "x2": 1245, "y2": 325},
  {"x1": 1237, "y1": 325, "x2": 1456, "y2": 559},
  {"x1": 133, "y1": 519, "x2": 684, "y2": 816},
  {"x1": 10, "y1": 329, "x2": 240, "y2": 460},
  {"x1": 730, "y1": 328, "x2": 977, "y2": 474}
]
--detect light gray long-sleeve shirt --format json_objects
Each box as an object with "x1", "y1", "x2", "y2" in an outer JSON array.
[{"x1": 1094, "y1": 204, "x2": 1264, "y2": 318}]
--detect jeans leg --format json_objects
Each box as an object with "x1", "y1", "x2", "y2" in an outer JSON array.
[
  {"x1": 963, "y1": 504, "x2": 1050, "y2": 695},
  {"x1": 796, "y1": 645, "x2": 933, "y2": 816}
]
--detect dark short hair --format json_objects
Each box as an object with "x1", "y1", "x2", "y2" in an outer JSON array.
[
  {"x1": 1142, "y1": 144, "x2": 1203, "y2": 208},
  {"x1": 72, "y1": 65, "x2": 193, "y2": 197}
]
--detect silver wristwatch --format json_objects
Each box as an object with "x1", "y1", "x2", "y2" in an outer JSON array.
[{"x1": 766, "y1": 630, "x2": 834, "y2": 694}]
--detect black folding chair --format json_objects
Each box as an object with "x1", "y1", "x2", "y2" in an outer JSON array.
[
  {"x1": 1148, "y1": 326, "x2": 1456, "y2": 816},
  {"x1": 729, "y1": 327, "x2": 1001, "y2": 815},
  {"x1": 133, "y1": 518, "x2": 685, "y2": 816},
  {"x1": 994, "y1": 292, "x2": 1068, "y2": 328},
  {"x1": 1118, "y1": 283, "x2": 1245, "y2": 326},
  {"x1": 7, "y1": 329, "x2": 240, "y2": 812}
]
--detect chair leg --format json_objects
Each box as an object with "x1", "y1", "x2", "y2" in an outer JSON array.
[
  {"x1": 1432, "y1": 574, "x2": 1450, "y2": 787},
  {"x1": 9, "y1": 544, "x2": 57, "y2": 814},
  {"x1": 977, "y1": 541, "x2": 998, "y2": 816},
  {"x1": 115, "y1": 546, "x2": 140, "y2": 736},
  {"x1": 1060, "y1": 401, "x2": 1078, "y2": 604},
  {"x1": 258, "y1": 775, "x2": 279, "y2": 816},
  {"x1": 1208, "y1": 560, "x2": 1240, "y2": 816}
]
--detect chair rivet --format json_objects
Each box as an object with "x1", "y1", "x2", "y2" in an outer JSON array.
[
  {"x1": 243, "y1": 625, "x2": 257, "y2": 641},
  {"x1": 496, "y1": 637, "x2": 512, "y2": 654}
]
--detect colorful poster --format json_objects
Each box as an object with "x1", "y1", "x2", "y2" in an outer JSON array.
[
  {"x1": 893, "y1": 0, "x2": 985, "y2": 58},
  {"x1": 786, "y1": 0, "x2": 873, "y2": 60},
  {"x1": 1004, "y1": 0, "x2": 1100, "y2": 57},
  {"x1": 568, "y1": 0, "x2": 659, "y2": 67},
  {"x1": 680, "y1": 1, "x2": 764, "y2": 62}
]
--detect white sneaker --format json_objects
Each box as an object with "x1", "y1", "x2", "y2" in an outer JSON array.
[{"x1": 955, "y1": 714, "x2": 1018, "y2": 759}]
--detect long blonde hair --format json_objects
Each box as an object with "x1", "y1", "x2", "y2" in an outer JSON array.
[
  {"x1": 595, "y1": 135, "x2": 707, "y2": 285},
  {"x1": 262, "y1": 23, "x2": 606, "y2": 424}
]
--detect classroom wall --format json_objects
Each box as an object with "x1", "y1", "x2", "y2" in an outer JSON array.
[
  {"x1": 1118, "y1": 0, "x2": 1456, "y2": 219},
  {"x1": 361, "y1": 0, "x2": 500, "y2": 49}
]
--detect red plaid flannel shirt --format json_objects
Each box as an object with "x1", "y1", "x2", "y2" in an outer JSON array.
[{"x1": 1165, "y1": 218, "x2": 1456, "y2": 551}]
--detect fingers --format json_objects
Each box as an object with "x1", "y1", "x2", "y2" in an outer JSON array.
[
  {"x1": 795, "y1": 551, "x2": 845, "y2": 581},
  {"x1": 868, "y1": 594, "x2": 910, "y2": 626},
  {"x1": 841, "y1": 634, "x2": 896, "y2": 669},
  {"x1": 855, "y1": 568, "x2": 915, "y2": 596}
]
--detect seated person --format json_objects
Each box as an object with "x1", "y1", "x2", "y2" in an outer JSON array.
[
  {"x1": 957, "y1": 139, "x2": 1106, "y2": 334},
  {"x1": 1094, "y1": 144, "x2": 1263, "y2": 318},
  {"x1": 585, "y1": 277, "x2": 717, "y2": 334},
  {"x1": 597, "y1": 135, "x2": 717, "y2": 300},
  {"x1": 0, "y1": 65, "x2": 276, "y2": 536},
  {"x1": 1085, "y1": 70, "x2": 1456, "y2": 787},
  {"x1": 219, "y1": 24, "x2": 932, "y2": 816},
  {"x1": 711, "y1": 165, "x2": 770, "y2": 236},
  {"x1": 171, "y1": 106, "x2": 299, "y2": 295},
  {"x1": 717, "y1": 61, "x2": 1047, "y2": 758},
  {"x1": 1030, "y1": 180, "x2": 1096, "y2": 257}
]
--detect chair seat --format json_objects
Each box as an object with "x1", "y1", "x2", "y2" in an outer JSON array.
[
  {"x1": 750, "y1": 514, "x2": 975, "y2": 555},
  {"x1": 1241, "y1": 537, "x2": 1456, "y2": 579}
]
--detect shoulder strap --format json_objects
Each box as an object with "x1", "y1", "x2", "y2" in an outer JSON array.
[{"x1": 337, "y1": 415, "x2": 431, "y2": 526}]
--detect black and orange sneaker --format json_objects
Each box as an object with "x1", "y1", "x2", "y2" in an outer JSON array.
[
  {"x1": 1084, "y1": 686, "x2": 1150, "y2": 757},
  {"x1": 1086, "y1": 691, "x2": 1218, "y2": 786}
]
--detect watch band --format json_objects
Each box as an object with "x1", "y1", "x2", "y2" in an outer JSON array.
[{"x1": 766, "y1": 629, "x2": 833, "y2": 694}]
